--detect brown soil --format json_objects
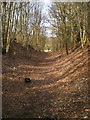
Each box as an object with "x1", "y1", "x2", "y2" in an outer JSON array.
[{"x1": 2, "y1": 42, "x2": 90, "y2": 119}]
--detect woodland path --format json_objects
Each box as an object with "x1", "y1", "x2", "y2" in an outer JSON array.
[{"x1": 2, "y1": 46, "x2": 89, "y2": 118}]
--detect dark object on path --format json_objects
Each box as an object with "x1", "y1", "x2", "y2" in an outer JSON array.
[{"x1": 24, "y1": 78, "x2": 31, "y2": 83}]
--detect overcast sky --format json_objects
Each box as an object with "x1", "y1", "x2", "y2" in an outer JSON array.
[{"x1": 42, "y1": 0, "x2": 53, "y2": 38}]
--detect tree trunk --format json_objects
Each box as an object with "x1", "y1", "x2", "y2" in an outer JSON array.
[
  {"x1": 6, "y1": 2, "x2": 13, "y2": 53},
  {"x1": 65, "y1": 42, "x2": 68, "y2": 55},
  {"x1": 71, "y1": 24, "x2": 74, "y2": 52},
  {"x1": 87, "y1": 2, "x2": 90, "y2": 45},
  {"x1": 2, "y1": 3, "x2": 7, "y2": 54}
]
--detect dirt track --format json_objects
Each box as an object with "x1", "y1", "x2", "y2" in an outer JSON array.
[{"x1": 2, "y1": 45, "x2": 90, "y2": 118}]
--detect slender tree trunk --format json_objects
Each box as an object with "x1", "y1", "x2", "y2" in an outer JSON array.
[
  {"x1": 6, "y1": 3, "x2": 13, "y2": 53},
  {"x1": 64, "y1": 21, "x2": 68, "y2": 55},
  {"x1": 65, "y1": 42, "x2": 68, "y2": 55},
  {"x1": 87, "y1": 2, "x2": 90, "y2": 44},
  {"x1": 71, "y1": 24, "x2": 74, "y2": 52},
  {"x1": 2, "y1": 2, "x2": 7, "y2": 54}
]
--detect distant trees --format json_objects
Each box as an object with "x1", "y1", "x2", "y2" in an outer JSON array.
[
  {"x1": 29, "y1": 3, "x2": 46, "y2": 51},
  {"x1": 1, "y1": 2, "x2": 90, "y2": 55},
  {"x1": 1, "y1": 2, "x2": 47, "y2": 54},
  {"x1": 48, "y1": 2, "x2": 90, "y2": 55}
]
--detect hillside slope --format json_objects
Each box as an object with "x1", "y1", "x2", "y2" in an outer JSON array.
[{"x1": 2, "y1": 42, "x2": 90, "y2": 119}]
